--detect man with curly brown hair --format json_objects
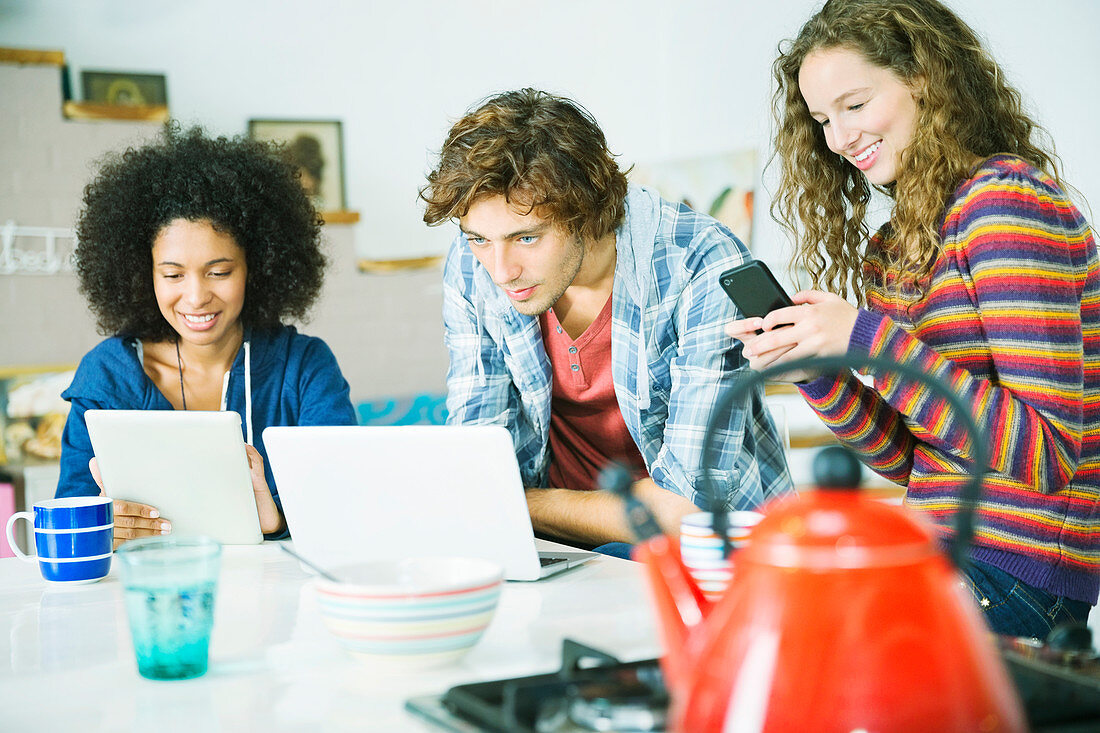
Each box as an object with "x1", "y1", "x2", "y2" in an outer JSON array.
[{"x1": 421, "y1": 89, "x2": 792, "y2": 551}]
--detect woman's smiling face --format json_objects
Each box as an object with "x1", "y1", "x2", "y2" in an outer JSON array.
[
  {"x1": 798, "y1": 46, "x2": 920, "y2": 186},
  {"x1": 151, "y1": 218, "x2": 247, "y2": 348}
]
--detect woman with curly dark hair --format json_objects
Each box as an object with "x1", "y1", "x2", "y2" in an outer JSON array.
[
  {"x1": 57, "y1": 124, "x2": 356, "y2": 544},
  {"x1": 728, "y1": 0, "x2": 1099, "y2": 637}
]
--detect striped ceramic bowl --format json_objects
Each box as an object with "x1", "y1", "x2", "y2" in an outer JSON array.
[{"x1": 314, "y1": 556, "x2": 503, "y2": 667}]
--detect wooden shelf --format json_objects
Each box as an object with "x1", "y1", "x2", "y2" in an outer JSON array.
[
  {"x1": 0, "y1": 364, "x2": 76, "y2": 379},
  {"x1": 0, "y1": 48, "x2": 65, "y2": 67},
  {"x1": 358, "y1": 255, "x2": 444, "y2": 274},
  {"x1": 62, "y1": 101, "x2": 169, "y2": 122},
  {"x1": 789, "y1": 432, "x2": 839, "y2": 450},
  {"x1": 320, "y1": 210, "x2": 360, "y2": 225}
]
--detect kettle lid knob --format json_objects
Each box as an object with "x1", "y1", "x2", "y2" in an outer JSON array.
[{"x1": 812, "y1": 445, "x2": 863, "y2": 489}]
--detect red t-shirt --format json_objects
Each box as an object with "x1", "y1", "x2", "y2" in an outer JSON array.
[{"x1": 539, "y1": 298, "x2": 649, "y2": 491}]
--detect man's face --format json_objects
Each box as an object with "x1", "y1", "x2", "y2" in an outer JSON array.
[{"x1": 459, "y1": 195, "x2": 584, "y2": 316}]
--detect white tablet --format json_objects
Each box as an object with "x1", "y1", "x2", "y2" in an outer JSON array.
[{"x1": 85, "y1": 409, "x2": 263, "y2": 545}]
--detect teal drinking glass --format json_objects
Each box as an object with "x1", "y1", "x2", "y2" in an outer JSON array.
[{"x1": 116, "y1": 536, "x2": 222, "y2": 681}]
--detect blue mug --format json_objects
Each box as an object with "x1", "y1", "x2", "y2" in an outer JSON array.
[{"x1": 5, "y1": 496, "x2": 114, "y2": 583}]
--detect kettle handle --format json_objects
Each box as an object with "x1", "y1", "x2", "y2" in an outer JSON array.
[{"x1": 703, "y1": 353, "x2": 988, "y2": 570}]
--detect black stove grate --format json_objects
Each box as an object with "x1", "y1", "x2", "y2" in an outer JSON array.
[
  {"x1": 408, "y1": 631, "x2": 1100, "y2": 732},
  {"x1": 410, "y1": 639, "x2": 667, "y2": 732}
]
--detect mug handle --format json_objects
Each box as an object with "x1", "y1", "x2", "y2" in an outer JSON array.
[{"x1": 4, "y1": 512, "x2": 35, "y2": 562}]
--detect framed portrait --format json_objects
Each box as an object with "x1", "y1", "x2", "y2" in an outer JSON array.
[
  {"x1": 81, "y1": 70, "x2": 168, "y2": 107},
  {"x1": 248, "y1": 119, "x2": 346, "y2": 212}
]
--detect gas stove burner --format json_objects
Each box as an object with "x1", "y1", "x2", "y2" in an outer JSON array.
[
  {"x1": 996, "y1": 625, "x2": 1100, "y2": 731},
  {"x1": 534, "y1": 666, "x2": 668, "y2": 732},
  {"x1": 406, "y1": 639, "x2": 668, "y2": 733},
  {"x1": 564, "y1": 694, "x2": 666, "y2": 732}
]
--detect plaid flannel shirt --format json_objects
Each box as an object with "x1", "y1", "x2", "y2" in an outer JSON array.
[{"x1": 442, "y1": 185, "x2": 793, "y2": 509}]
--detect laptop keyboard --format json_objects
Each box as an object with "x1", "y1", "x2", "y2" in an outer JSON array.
[{"x1": 540, "y1": 556, "x2": 567, "y2": 567}]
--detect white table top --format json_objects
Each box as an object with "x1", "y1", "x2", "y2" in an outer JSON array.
[{"x1": 0, "y1": 540, "x2": 661, "y2": 732}]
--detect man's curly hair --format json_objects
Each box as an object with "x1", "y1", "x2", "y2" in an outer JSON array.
[
  {"x1": 73, "y1": 123, "x2": 327, "y2": 341},
  {"x1": 419, "y1": 88, "x2": 629, "y2": 242}
]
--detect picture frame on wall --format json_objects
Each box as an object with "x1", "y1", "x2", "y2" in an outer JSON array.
[
  {"x1": 631, "y1": 149, "x2": 757, "y2": 249},
  {"x1": 248, "y1": 119, "x2": 346, "y2": 212},
  {"x1": 80, "y1": 70, "x2": 168, "y2": 107}
]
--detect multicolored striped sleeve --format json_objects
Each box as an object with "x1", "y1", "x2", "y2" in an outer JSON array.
[
  {"x1": 798, "y1": 367, "x2": 918, "y2": 485},
  {"x1": 814, "y1": 169, "x2": 1092, "y2": 493}
]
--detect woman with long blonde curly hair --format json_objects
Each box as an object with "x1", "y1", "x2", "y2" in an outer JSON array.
[{"x1": 728, "y1": 0, "x2": 1100, "y2": 637}]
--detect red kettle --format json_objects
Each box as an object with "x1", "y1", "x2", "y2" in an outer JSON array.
[{"x1": 616, "y1": 354, "x2": 1028, "y2": 732}]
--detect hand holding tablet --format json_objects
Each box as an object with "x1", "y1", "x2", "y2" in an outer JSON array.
[
  {"x1": 85, "y1": 410, "x2": 264, "y2": 545},
  {"x1": 87, "y1": 457, "x2": 170, "y2": 549},
  {"x1": 243, "y1": 444, "x2": 285, "y2": 535}
]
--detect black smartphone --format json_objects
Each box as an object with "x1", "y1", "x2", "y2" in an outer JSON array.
[{"x1": 719, "y1": 260, "x2": 794, "y2": 321}]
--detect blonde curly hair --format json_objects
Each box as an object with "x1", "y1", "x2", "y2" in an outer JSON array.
[{"x1": 771, "y1": 0, "x2": 1064, "y2": 303}]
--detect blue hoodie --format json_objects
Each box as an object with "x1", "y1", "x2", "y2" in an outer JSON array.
[{"x1": 56, "y1": 326, "x2": 357, "y2": 525}]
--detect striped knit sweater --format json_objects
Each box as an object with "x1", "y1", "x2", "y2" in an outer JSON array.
[{"x1": 799, "y1": 154, "x2": 1100, "y2": 604}]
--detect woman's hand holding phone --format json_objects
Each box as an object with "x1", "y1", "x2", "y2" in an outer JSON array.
[
  {"x1": 726, "y1": 290, "x2": 859, "y2": 384},
  {"x1": 720, "y1": 260, "x2": 819, "y2": 382},
  {"x1": 727, "y1": 312, "x2": 811, "y2": 383}
]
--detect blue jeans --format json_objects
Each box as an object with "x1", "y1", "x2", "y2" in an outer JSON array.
[
  {"x1": 591, "y1": 542, "x2": 635, "y2": 560},
  {"x1": 961, "y1": 559, "x2": 1092, "y2": 638}
]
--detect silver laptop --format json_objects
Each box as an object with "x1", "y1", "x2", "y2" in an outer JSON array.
[{"x1": 262, "y1": 425, "x2": 596, "y2": 581}]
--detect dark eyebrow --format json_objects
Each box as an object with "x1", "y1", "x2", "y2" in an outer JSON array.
[
  {"x1": 806, "y1": 87, "x2": 872, "y2": 117},
  {"x1": 460, "y1": 224, "x2": 549, "y2": 241},
  {"x1": 156, "y1": 257, "x2": 236, "y2": 267}
]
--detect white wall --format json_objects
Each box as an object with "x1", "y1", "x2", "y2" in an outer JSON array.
[{"x1": 1, "y1": 0, "x2": 1098, "y2": 269}]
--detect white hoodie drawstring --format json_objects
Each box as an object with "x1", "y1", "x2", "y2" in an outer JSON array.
[
  {"x1": 243, "y1": 340, "x2": 253, "y2": 446},
  {"x1": 220, "y1": 339, "x2": 254, "y2": 446}
]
